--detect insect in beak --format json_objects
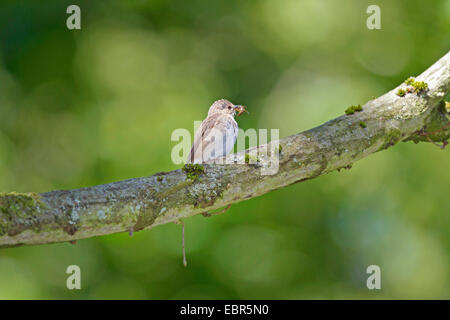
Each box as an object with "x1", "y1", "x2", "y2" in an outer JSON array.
[{"x1": 234, "y1": 105, "x2": 249, "y2": 116}]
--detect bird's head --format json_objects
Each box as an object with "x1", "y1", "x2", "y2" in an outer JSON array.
[{"x1": 208, "y1": 99, "x2": 249, "y2": 117}]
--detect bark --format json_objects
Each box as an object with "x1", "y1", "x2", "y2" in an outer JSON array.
[{"x1": 1, "y1": 51, "x2": 449, "y2": 248}]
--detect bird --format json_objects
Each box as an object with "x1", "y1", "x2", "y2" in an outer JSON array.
[
  {"x1": 180, "y1": 99, "x2": 247, "y2": 267},
  {"x1": 187, "y1": 99, "x2": 248, "y2": 164}
]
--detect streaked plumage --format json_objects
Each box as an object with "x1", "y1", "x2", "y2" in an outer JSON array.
[{"x1": 187, "y1": 99, "x2": 245, "y2": 164}]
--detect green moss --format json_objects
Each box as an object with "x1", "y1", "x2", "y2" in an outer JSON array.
[
  {"x1": 345, "y1": 104, "x2": 363, "y2": 115},
  {"x1": 359, "y1": 121, "x2": 367, "y2": 128},
  {"x1": 157, "y1": 176, "x2": 163, "y2": 182},
  {"x1": 182, "y1": 164, "x2": 205, "y2": 181},
  {"x1": 396, "y1": 88, "x2": 406, "y2": 97},
  {"x1": 413, "y1": 81, "x2": 428, "y2": 92},
  {"x1": 278, "y1": 145, "x2": 283, "y2": 153},
  {"x1": 183, "y1": 168, "x2": 230, "y2": 209},
  {"x1": 397, "y1": 78, "x2": 429, "y2": 97},
  {"x1": 404, "y1": 77, "x2": 415, "y2": 86},
  {"x1": 379, "y1": 129, "x2": 403, "y2": 151},
  {"x1": 404, "y1": 77, "x2": 428, "y2": 93},
  {"x1": 245, "y1": 154, "x2": 259, "y2": 164},
  {"x1": 0, "y1": 192, "x2": 47, "y2": 236}
]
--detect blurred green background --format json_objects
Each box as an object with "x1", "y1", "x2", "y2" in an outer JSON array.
[{"x1": 0, "y1": 0, "x2": 449, "y2": 299}]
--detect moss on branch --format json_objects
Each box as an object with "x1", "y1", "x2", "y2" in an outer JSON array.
[{"x1": 0, "y1": 51, "x2": 449, "y2": 248}]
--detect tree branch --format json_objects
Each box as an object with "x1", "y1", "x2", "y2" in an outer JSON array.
[{"x1": 1, "y1": 52, "x2": 449, "y2": 248}]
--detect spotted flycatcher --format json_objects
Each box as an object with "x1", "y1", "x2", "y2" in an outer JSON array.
[
  {"x1": 187, "y1": 99, "x2": 247, "y2": 163},
  {"x1": 180, "y1": 99, "x2": 247, "y2": 267}
]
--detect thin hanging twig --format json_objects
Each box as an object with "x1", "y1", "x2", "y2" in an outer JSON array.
[{"x1": 181, "y1": 220, "x2": 187, "y2": 267}]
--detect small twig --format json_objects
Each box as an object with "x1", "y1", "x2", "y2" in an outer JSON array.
[
  {"x1": 202, "y1": 204, "x2": 232, "y2": 217},
  {"x1": 173, "y1": 220, "x2": 187, "y2": 266},
  {"x1": 129, "y1": 226, "x2": 134, "y2": 237},
  {"x1": 181, "y1": 220, "x2": 187, "y2": 267},
  {"x1": 419, "y1": 124, "x2": 450, "y2": 149},
  {"x1": 424, "y1": 135, "x2": 448, "y2": 149},
  {"x1": 419, "y1": 122, "x2": 450, "y2": 137}
]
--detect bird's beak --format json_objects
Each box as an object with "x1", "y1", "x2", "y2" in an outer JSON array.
[{"x1": 234, "y1": 105, "x2": 249, "y2": 116}]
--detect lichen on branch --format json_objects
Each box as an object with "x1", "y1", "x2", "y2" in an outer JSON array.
[{"x1": 1, "y1": 51, "x2": 449, "y2": 248}]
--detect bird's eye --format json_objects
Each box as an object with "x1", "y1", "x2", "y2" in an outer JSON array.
[{"x1": 228, "y1": 106, "x2": 232, "y2": 109}]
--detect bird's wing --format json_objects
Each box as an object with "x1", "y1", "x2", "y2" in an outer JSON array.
[
  {"x1": 187, "y1": 114, "x2": 236, "y2": 163},
  {"x1": 187, "y1": 113, "x2": 220, "y2": 163}
]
